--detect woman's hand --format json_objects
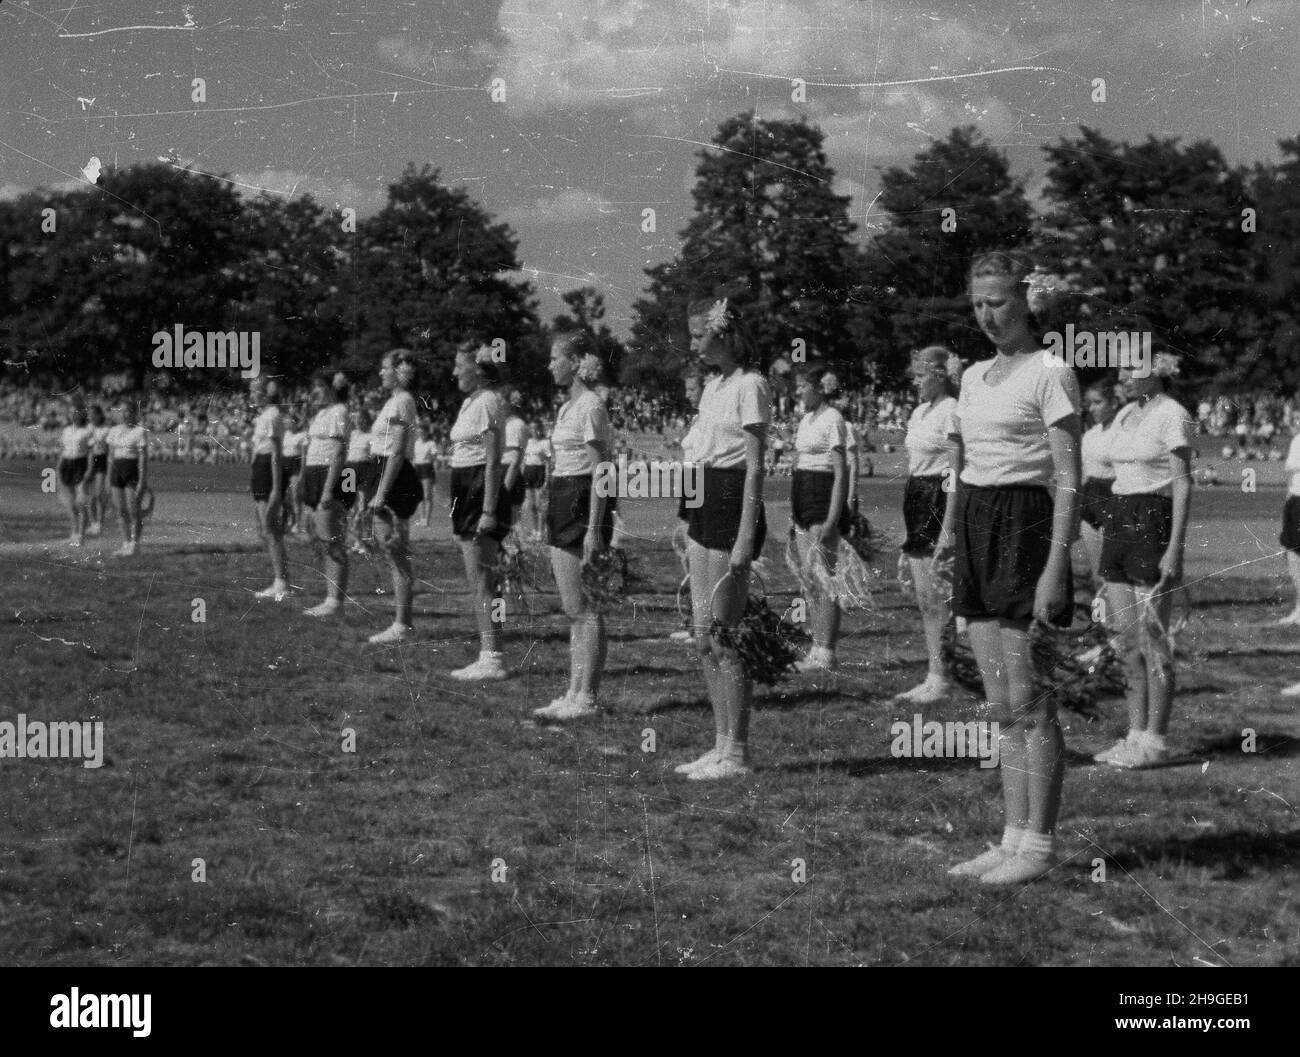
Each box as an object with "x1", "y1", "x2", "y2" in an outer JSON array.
[
  {"x1": 582, "y1": 527, "x2": 604, "y2": 566},
  {"x1": 368, "y1": 492, "x2": 389, "y2": 514},
  {"x1": 931, "y1": 525, "x2": 954, "y2": 566},
  {"x1": 1033, "y1": 567, "x2": 1068, "y2": 625},
  {"x1": 896, "y1": 549, "x2": 911, "y2": 585},
  {"x1": 729, "y1": 535, "x2": 754, "y2": 574},
  {"x1": 1156, "y1": 548, "x2": 1183, "y2": 590},
  {"x1": 476, "y1": 511, "x2": 497, "y2": 536}
]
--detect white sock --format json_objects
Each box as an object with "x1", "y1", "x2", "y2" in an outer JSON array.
[
  {"x1": 1019, "y1": 831, "x2": 1055, "y2": 862},
  {"x1": 1001, "y1": 825, "x2": 1026, "y2": 854},
  {"x1": 1143, "y1": 731, "x2": 1167, "y2": 751}
]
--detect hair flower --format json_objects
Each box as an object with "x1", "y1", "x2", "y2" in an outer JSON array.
[
  {"x1": 576, "y1": 352, "x2": 603, "y2": 383},
  {"x1": 820, "y1": 371, "x2": 840, "y2": 396},
  {"x1": 1152, "y1": 352, "x2": 1181, "y2": 378},
  {"x1": 1024, "y1": 268, "x2": 1070, "y2": 315},
  {"x1": 705, "y1": 298, "x2": 731, "y2": 337}
]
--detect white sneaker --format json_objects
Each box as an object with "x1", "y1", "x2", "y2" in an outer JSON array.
[
  {"x1": 113, "y1": 543, "x2": 133, "y2": 558},
  {"x1": 947, "y1": 845, "x2": 1011, "y2": 878},
  {"x1": 367, "y1": 622, "x2": 414, "y2": 645},
  {"x1": 533, "y1": 692, "x2": 598, "y2": 721},
  {"x1": 673, "y1": 749, "x2": 721, "y2": 775},
  {"x1": 686, "y1": 756, "x2": 751, "y2": 781},
  {"x1": 895, "y1": 674, "x2": 952, "y2": 704},
  {"x1": 1275, "y1": 611, "x2": 1300, "y2": 627},
  {"x1": 255, "y1": 582, "x2": 289, "y2": 601},
  {"x1": 1093, "y1": 737, "x2": 1131, "y2": 764},
  {"x1": 668, "y1": 629, "x2": 693, "y2": 642},
  {"x1": 979, "y1": 853, "x2": 1056, "y2": 886},
  {"x1": 1281, "y1": 681, "x2": 1300, "y2": 698},
  {"x1": 450, "y1": 653, "x2": 508, "y2": 680},
  {"x1": 794, "y1": 648, "x2": 837, "y2": 673},
  {"x1": 303, "y1": 599, "x2": 341, "y2": 618}
]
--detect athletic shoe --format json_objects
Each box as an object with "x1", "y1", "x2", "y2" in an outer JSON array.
[
  {"x1": 303, "y1": 599, "x2": 341, "y2": 618},
  {"x1": 795, "y1": 648, "x2": 837, "y2": 673},
  {"x1": 1092, "y1": 738, "x2": 1131, "y2": 764},
  {"x1": 1281, "y1": 681, "x2": 1300, "y2": 698},
  {"x1": 895, "y1": 674, "x2": 952, "y2": 705},
  {"x1": 88, "y1": 521, "x2": 102, "y2": 537},
  {"x1": 668, "y1": 629, "x2": 693, "y2": 642},
  {"x1": 1074, "y1": 644, "x2": 1104, "y2": 666},
  {"x1": 450, "y1": 653, "x2": 508, "y2": 680},
  {"x1": 367, "y1": 622, "x2": 414, "y2": 645},
  {"x1": 1275, "y1": 611, "x2": 1300, "y2": 627},
  {"x1": 673, "y1": 749, "x2": 721, "y2": 775},
  {"x1": 533, "y1": 692, "x2": 598, "y2": 721},
  {"x1": 979, "y1": 853, "x2": 1056, "y2": 886},
  {"x1": 1110, "y1": 740, "x2": 1173, "y2": 770},
  {"x1": 69, "y1": 535, "x2": 83, "y2": 547},
  {"x1": 113, "y1": 543, "x2": 133, "y2": 558},
  {"x1": 686, "y1": 756, "x2": 750, "y2": 781},
  {"x1": 254, "y1": 582, "x2": 289, "y2": 602},
  {"x1": 1104, "y1": 739, "x2": 1150, "y2": 769},
  {"x1": 947, "y1": 845, "x2": 1011, "y2": 878}
]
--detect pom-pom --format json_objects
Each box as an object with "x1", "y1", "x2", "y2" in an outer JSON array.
[
  {"x1": 576, "y1": 352, "x2": 604, "y2": 383},
  {"x1": 710, "y1": 595, "x2": 808, "y2": 686}
]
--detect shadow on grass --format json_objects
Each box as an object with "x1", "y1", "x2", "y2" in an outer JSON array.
[
  {"x1": 1104, "y1": 830, "x2": 1300, "y2": 876},
  {"x1": 776, "y1": 754, "x2": 993, "y2": 777},
  {"x1": 1196, "y1": 730, "x2": 1300, "y2": 760}
]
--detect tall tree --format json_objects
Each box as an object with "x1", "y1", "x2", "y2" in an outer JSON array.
[
  {"x1": 1247, "y1": 139, "x2": 1300, "y2": 393},
  {"x1": 626, "y1": 112, "x2": 863, "y2": 387},
  {"x1": 549, "y1": 287, "x2": 626, "y2": 382}
]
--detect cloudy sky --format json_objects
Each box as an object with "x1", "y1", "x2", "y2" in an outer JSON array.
[{"x1": 2, "y1": 1, "x2": 1297, "y2": 333}]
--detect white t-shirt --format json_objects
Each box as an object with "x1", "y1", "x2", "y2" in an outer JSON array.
[
  {"x1": 524, "y1": 437, "x2": 552, "y2": 467},
  {"x1": 551, "y1": 389, "x2": 612, "y2": 478},
  {"x1": 1109, "y1": 394, "x2": 1196, "y2": 497},
  {"x1": 1286, "y1": 435, "x2": 1300, "y2": 496},
  {"x1": 281, "y1": 430, "x2": 306, "y2": 460},
  {"x1": 346, "y1": 430, "x2": 372, "y2": 463},
  {"x1": 305, "y1": 404, "x2": 350, "y2": 467},
  {"x1": 953, "y1": 354, "x2": 1080, "y2": 488},
  {"x1": 501, "y1": 415, "x2": 527, "y2": 466},
  {"x1": 413, "y1": 439, "x2": 438, "y2": 466},
  {"x1": 449, "y1": 389, "x2": 505, "y2": 468},
  {"x1": 107, "y1": 424, "x2": 148, "y2": 460},
  {"x1": 61, "y1": 424, "x2": 92, "y2": 459},
  {"x1": 695, "y1": 369, "x2": 772, "y2": 470},
  {"x1": 251, "y1": 406, "x2": 282, "y2": 456},
  {"x1": 90, "y1": 425, "x2": 110, "y2": 454},
  {"x1": 794, "y1": 405, "x2": 847, "y2": 473},
  {"x1": 371, "y1": 391, "x2": 419, "y2": 460},
  {"x1": 905, "y1": 397, "x2": 957, "y2": 477},
  {"x1": 1081, "y1": 420, "x2": 1118, "y2": 481},
  {"x1": 679, "y1": 416, "x2": 703, "y2": 465}
]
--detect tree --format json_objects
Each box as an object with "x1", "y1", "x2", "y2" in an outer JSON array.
[
  {"x1": 626, "y1": 112, "x2": 864, "y2": 388},
  {"x1": 1246, "y1": 139, "x2": 1300, "y2": 393},
  {"x1": 550, "y1": 287, "x2": 626, "y2": 382},
  {"x1": 859, "y1": 126, "x2": 1033, "y2": 381}
]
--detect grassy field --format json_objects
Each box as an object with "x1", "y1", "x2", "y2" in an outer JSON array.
[{"x1": 0, "y1": 450, "x2": 1297, "y2": 966}]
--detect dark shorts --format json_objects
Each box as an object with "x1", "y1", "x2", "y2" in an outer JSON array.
[
  {"x1": 346, "y1": 460, "x2": 378, "y2": 503},
  {"x1": 902, "y1": 473, "x2": 946, "y2": 556},
  {"x1": 450, "y1": 464, "x2": 512, "y2": 541},
  {"x1": 301, "y1": 464, "x2": 356, "y2": 511},
  {"x1": 110, "y1": 457, "x2": 139, "y2": 490},
  {"x1": 415, "y1": 463, "x2": 436, "y2": 483},
  {"x1": 282, "y1": 455, "x2": 302, "y2": 482},
  {"x1": 59, "y1": 457, "x2": 88, "y2": 489},
  {"x1": 952, "y1": 484, "x2": 1072, "y2": 624},
  {"x1": 547, "y1": 474, "x2": 616, "y2": 551},
  {"x1": 1080, "y1": 476, "x2": 1117, "y2": 532},
  {"x1": 90, "y1": 453, "x2": 109, "y2": 476},
  {"x1": 685, "y1": 466, "x2": 767, "y2": 556},
  {"x1": 791, "y1": 469, "x2": 850, "y2": 533},
  {"x1": 1101, "y1": 493, "x2": 1173, "y2": 586},
  {"x1": 371, "y1": 457, "x2": 422, "y2": 520},
  {"x1": 505, "y1": 472, "x2": 526, "y2": 510},
  {"x1": 523, "y1": 464, "x2": 546, "y2": 490},
  {"x1": 250, "y1": 453, "x2": 288, "y2": 503},
  {"x1": 1281, "y1": 496, "x2": 1300, "y2": 554}
]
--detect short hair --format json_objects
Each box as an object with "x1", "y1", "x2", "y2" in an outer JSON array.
[
  {"x1": 553, "y1": 329, "x2": 597, "y2": 361},
  {"x1": 385, "y1": 348, "x2": 418, "y2": 387},
  {"x1": 314, "y1": 369, "x2": 350, "y2": 404},
  {"x1": 967, "y1": 250, "x2": 1035, "y2": 292},
  {"x1": 1085, "y1": 377, "x2": 1119, "y2": 402},
  {"x1": 793, "y1": 362, "x2": 835, "y2": 389}
]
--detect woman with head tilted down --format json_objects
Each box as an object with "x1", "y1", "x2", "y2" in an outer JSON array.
[
  {"x1": 57, "y1": 404, "x2": 93, "y2": 546},
  {"x1": 935, "y1": 251, "x2": 1081, "y2": 886},
  {"x1": 447, "y1": 345, "x2": 512, "y2": 680},
  {"x1": 107, "y1": 401, "x2": 150, "y2": 558},
  {"x1": 1092, "y1": 341, "x2": 1194, "y2": 767},
  {"x1": 895, "y1": 346, "x2": 961, "y2": 704},
  {"x1": 520, "y1": 420, "x2": 552, "y2": 542},
  {"x1": 1078, "y1": 378, "x2": 1122, "y2": 588},
  {"x1": 674, "y1": 297, "x2": 771, "y2": 781},
  {"x1": 300, "y1": 371, "x2": 353, "y2": 619},
  {"x1": 788, "y1": 363, "x2": 850, "y2": 673},
  {"x1": 366, "y1": 350, "x2": 425, "y2": 644},
  {"x1": 281, "y1": 409, "x2": 307, "y2": 535},
  {"x1": 532, "y1": 332, "x2": 615, "y2": 721},
  {"x1": 85, "y1": 405, "x2": 110, "y2": 537},
  {"x1": 248, "y1": 378, "x2": 290, "y2": 599}
]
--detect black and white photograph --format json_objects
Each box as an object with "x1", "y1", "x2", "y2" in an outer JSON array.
[{"x1": 0, "y1": 0, "x2": 1296, "y2": 996}]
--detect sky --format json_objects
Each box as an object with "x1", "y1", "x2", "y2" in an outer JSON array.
[{"x1": 2, "y1": 0, "x2": 1298, "y2": 336}]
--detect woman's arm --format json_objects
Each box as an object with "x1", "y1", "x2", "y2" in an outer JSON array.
[
  {"x1": 1162, "y1": 448, "x2": 1193, "y2": 584},
  {"x1": 1038, "y1": 416, "x2": 1082, "y2": 618},
  {"x1": 324, "y1": 422, "x2": 349, "y2": 500},
  {"x1": 584, "y1": 438, "x2": 609, "y2": 562},
  {"x1": 481, "y1": 426, "x2": 501, "y2": 510},
  {"x1": 936, "y1": 434, "x2": 964, "y2": 554},
  {"x1": 733, "y1": 424, "x2": 767, "y2": 568},
  {"x1": 374, "y1": 423, "x2": 407, "y2": 506},
  {"x1": 823, "y1": 447, "x2": 846, "y2": 543}
]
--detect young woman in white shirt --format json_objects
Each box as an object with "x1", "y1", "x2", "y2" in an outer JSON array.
[
  {"x1": 300, "y1": 372, "x2": 353, "y2": 619},
  {"x1": 520, "y1": 420, "x2": 552, "y2": 541},
  {"x1": 413, "y1": 421, "x2": 438, "y2": 528},
  {"x1": 895, "y1": 346, "x2": 960, "y2": 705},
  {"x1": 345, "y1": 407, "x2": 374, "y2": 553},
  {"x1": 248, "y1": 378, "x2": 289, "y2": 599},
  {"x1": 533, "y1": 332, "x2": 615, "y2": 721},
  {"x1": 667, "y1": 365, "x2": 707, "y2": 642},
  {"x1": 498, "y1": 387, "x2": 527, "y2": 528},
  {"x1": 788, "y1": 363, "x2": 849, "y2": 673},
  {"x1": 85, "y1": 404, "x2": 111, "y2": 536},
  {"x1": 1078, "y1": 379, "x2": 1122, "y2": 587},
  {"x1": 675, "y1": 296, "x2": 772, "y2": 781},
  {"x1": 366, "y1": 350, "x2": 425, "y2": 644},
  {"x1": 447, "y1": 345, "x2": 512, "y2": 680},
  {"x1": 934, "y1": 251, "x2": 1082, "y2": 886},
  {"x1": 57, "y1": 404, "x2": 93, "y2": 546},
  {"x1": 107, "y1": 401, "x2": 150, "y2": 558},
  {"x1": 281, "y1": 411, "x2": 307, "y2": 536},
  {"x1": 1092, "y1": 343, "x2": 1194, "y2": 768},
  {"x1": 1277, "y1": 429, "x2": 1300, "y2": 628}
]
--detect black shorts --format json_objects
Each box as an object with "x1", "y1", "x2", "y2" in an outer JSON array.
[
  {"x1": 1281, "y1": 496, "x2": 1300, "y2": 554},
  {"x1": 250, "y1": 453, "x2": 289, "y2": 503},
  {"x1": 415, "y1": 463, "x2": 435, "y2": 483},
  {"x1": 90, "y1": 453, "x2": 109, "y2": 477},
  {"x1": 952, "y1": 484, "x2": 1072, "y2": 624},
  {"x1": 523, "y1": 464, "x2": 546, "y2": 490},
  {"x1": 450, "y1": 464, "x2": 512, "y2": 541},
  {"x1": 685, "y1": 466, "x2": 767, "y2": 556},
  {"x1": 506, "y1": 473, "x2": 526, "y2": 509},
  {"x1": 1080, "y1": 476, "x2": 1116, "y2": 532},
  {"x1": 547, "y1": 474, "x2": 616, "y2": 551},
  {"x1": 902, "y1": 473, "x2": 946, "y2": 556},
  {"x1": 301, "y1": 464, "x2": 356, "y2": 510},
  {"x1": 346, "y1": 460, "x2": 378, "y2": 502},
  {"x1": 110, "y1": 457, "x2": 139, "y2": 490},
  {"x1": 58, "y1": 457, "x2": 88, "y2": 489},
  {"x1": 371, "y1": 456, "x2": 422, "y2": 520},
  {"x1": 1100, "y1": 493, "x2": 1173, "y2": 586},
  {"x1": 791, "y1": 469, "x2": 849, "y2": 533}
]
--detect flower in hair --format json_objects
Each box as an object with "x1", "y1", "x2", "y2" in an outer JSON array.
[
  {"x1": 945, "y1": 353, "x2": 964, "y2": 382},
  {"x1": 576, "y1": 352, "x2": 603, "y2": 383},
  {"x1": 705, "y1": 298, "x2": 732, "y2": 337},
  {"x1": 1152, "y1": 352, "x2": 1181, "y2": 378},
  {"x1": 474, "y1": 345, "x2": 497, "y2": 367},
  {"x1": 1024, "y1": 268, "x2": 1070, "y2": 315},
  {"x1": 820, "y1": 371, "x2": 840, "y2": 396}
]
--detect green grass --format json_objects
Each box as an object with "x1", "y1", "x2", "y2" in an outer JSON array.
[{"x1": 0, "y1": 460, "x2": 1296, "y2": 965}]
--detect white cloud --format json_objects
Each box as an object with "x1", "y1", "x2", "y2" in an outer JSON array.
[
  {"x1": 502, "y1": 188, "x2": 618, "y2": 225},
  {"x1": 230, "y1": 169, "x2": 387, "y2": 215}
]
